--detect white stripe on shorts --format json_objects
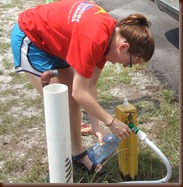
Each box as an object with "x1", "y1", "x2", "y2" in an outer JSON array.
[{"x1": 16, "y1": 36, "x2": 42, "y2": 76}]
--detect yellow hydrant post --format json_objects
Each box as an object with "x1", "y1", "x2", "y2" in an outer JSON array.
[{"x1": 115, "y1": 98, "x2": 138, "y2": 180}]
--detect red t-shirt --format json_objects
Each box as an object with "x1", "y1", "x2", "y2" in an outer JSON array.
[{"x1": 18, "y1": 0, "x2": 116, "y2": 78}]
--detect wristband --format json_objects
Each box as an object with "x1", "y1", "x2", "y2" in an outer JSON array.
[{"x1": 106, "y1": 117, "x2": 114, "y2": 127}]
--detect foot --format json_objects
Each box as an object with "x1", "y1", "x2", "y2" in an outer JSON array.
[
  {"x1": 81, "y1": 123, "x2": 92, "y2": 136},
  {"x1": 72, "y1": 150, "x2": 102, "y2": 174}
]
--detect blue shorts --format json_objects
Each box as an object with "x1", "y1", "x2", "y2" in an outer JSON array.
[{"x1": 11, "y1": 22, "x2": 70, "y2": 76}]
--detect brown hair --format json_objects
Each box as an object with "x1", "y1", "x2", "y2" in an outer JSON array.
[{"x1": 117, "y1": 14, "x2": 155, "y2": 62}]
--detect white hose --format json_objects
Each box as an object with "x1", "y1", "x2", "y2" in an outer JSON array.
[{"x1": 119, "y1": 130, "x2": 172, "y2": 184}]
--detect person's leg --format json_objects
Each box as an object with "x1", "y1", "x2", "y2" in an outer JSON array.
[
  {"x1": 26, "y1": 69, "x2": 83, "y2": 154},
  {"x1": 27, "y1": 71, "x2": 93, "y2": 136},
  {"x1": 52, "y1": 69, "x2": 102, "y2": 172},
  {"x1": 11, "y1": 22, "x2": 100, "y2": 172},
  {"x1": 26, "y1": 69, "x2": 102, "y2": 172},
  {"x1": 51, "y1": 68, "x2": 83, "y2": 155}
]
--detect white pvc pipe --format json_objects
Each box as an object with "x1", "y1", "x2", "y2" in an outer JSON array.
[{"x1": 43, "y1": 84, "x2": 73, "y2": 183}]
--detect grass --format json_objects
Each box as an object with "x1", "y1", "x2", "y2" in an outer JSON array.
[
  {"x1": 0, "y1": 0, "x2": 180, "y2": 184},
  {"x1": 1, "y1": 64, "x2": 179, "y2": 184}
]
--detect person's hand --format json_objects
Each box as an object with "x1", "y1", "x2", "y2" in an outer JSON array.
[
  {"x1": 41, "y1": 69, "x2": 58, "y2": 87},
  {"x1": 108, "y1": 118, "x2": 132, "y2": 140}
]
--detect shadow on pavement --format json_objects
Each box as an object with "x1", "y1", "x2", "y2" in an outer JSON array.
[{"x1": 165, "y1": 27, "x2": 179, "y2": 49}]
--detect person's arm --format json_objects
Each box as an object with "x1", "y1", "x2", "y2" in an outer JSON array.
[
  {"x1": 87, "y1": 66, "x2": 109, "y2": 144},
  {"x1": 72, "y1": 66, "x2": 132, "y2": 140}
]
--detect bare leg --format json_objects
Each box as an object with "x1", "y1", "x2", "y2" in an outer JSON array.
[
  {"x1": 27, "y1": 72, "x2": 93, "y2": 136},
  {"x1": 26, "y1": 68, "x2": 82, "y2": 153},
  {"x1": 25, "y1": 69, "x2": 102, "y2": 172}
]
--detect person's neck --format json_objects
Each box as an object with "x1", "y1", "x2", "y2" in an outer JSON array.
[
  {"x1": 104, "y1": 27, "x2": 118, "y2": 60},
  {"x1": 104, "y1": 27, "x2": 116, "y2": 56}
]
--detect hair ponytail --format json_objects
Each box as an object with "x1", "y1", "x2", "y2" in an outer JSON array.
[
  {"x1": 118, "y1": 14, "x2": 151, "y2": 28},
  {"x1": 117, "y1": 14, "x2": 154, "y2": 62}
]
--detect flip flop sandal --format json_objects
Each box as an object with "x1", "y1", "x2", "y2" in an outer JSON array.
[
  {"x1": 72, "y1": 150, "x2": 104, "y2": 175},
  {"x1": 81, "y1": 123, "x2": 92, "y2": 136}
]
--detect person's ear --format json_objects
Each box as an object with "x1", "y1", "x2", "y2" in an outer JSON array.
[{"x1": 119, "y1": 41, "x2": 130, "y2": 50}]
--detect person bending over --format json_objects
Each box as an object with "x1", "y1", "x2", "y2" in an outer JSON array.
[{"x1": 11, "y1": 0, "x2": 154, "y2": 174}]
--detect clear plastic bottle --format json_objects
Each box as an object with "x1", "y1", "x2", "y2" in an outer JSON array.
[{"x1": 88, "y1": 133, "x2": 119, "y2": 164}]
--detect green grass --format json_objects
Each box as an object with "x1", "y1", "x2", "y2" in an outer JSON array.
[
  {"x1": 0, "y1": 63, "x2": 179, "y2": 183},
  {"x1": 0, "y1": 43, "x2": 10, "y2": 54}
]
